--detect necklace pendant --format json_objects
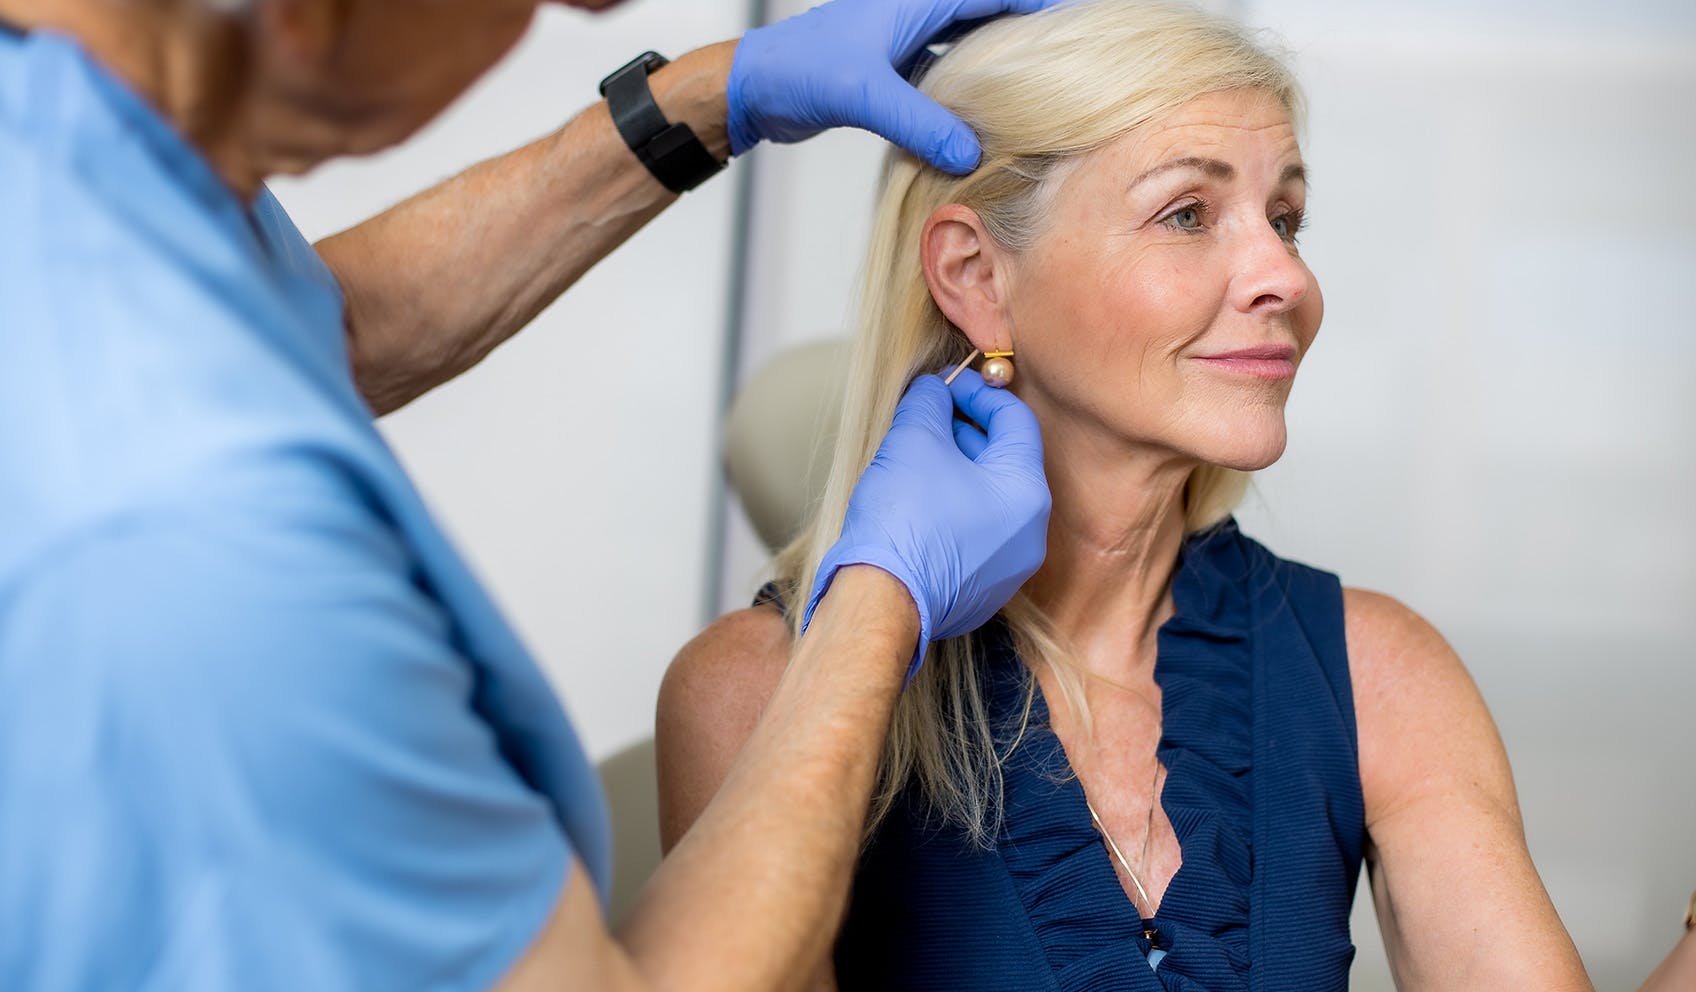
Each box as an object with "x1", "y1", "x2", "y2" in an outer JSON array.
[{"x1": 1142, "y1": 925, "x2": 1162, "y2": 949}]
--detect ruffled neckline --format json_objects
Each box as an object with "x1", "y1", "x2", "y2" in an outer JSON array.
[{"x1": 988, "y1": 519, "x2": 1257, "y2": 991}]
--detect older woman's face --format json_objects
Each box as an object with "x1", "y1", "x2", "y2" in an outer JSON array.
[{"x1": 1006, "y1": 88, "x2": 1321, "y2": 472}]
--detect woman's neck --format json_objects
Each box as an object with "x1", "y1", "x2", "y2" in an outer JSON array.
[{"x1": 1022, "y1": 416, "x2": 1195, "y2": 685}]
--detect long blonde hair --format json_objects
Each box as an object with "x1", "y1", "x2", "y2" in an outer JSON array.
[{"x1": 771, "y1": 0, "x2": 1303, "y2": 847}]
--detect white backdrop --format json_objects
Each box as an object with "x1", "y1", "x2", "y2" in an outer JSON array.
[{"x1": 271, "y1": 0, "x2": 1695, "y2": 987}]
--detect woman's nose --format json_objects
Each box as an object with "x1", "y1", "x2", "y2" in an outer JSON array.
[{"x1": 1230, "y1": 222, "x2": 1309, "y2": 317}]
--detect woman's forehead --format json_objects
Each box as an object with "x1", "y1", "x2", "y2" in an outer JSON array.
[{"x1": 1089, "y1": 90, "x2": 1303, "y2": 190}]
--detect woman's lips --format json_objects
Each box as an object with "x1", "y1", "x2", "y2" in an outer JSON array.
[{"x1": 1192, "y1": 346, "x2": 1297, "y2": 380}]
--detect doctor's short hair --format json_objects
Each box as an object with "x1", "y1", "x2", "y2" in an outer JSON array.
[{"x1": 771, "y1": 0, "x2": 1304, "y2": 848}]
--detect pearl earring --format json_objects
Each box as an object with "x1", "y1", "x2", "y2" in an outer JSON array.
[
  {"x1": 980, "y1": 350, "x2": 1015, "y2": 388},
  {"x1": 942, "y1": 348, "x2": 1018, "y2": 388}
]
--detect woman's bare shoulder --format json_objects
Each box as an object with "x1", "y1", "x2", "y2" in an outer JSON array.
[
  {"x1": 655, "y1": 603, "x2": 795, "y2": 848},
  {"x1": 659, "y1": 603, "x2": 794, "y2": 725},
  {"x1": 1341, "y1": 586, "x2": 1482, "y2": 736},
  {"x1": 1329, "y1": 583, "x2": 1492, "y2": 708},
  {"x1": 1340, "y1": 587, "x2": 1462, "y2": 683},
  {"x1": 1340, "y1": 588, "x2": 1512, "y2": 829}
]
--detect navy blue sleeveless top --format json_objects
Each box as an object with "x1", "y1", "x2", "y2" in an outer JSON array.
[{"x1": 765, "y1": 520, "x2": 1365, "y2": 991}]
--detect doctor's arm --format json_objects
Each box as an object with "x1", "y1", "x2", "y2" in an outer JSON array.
[
  {"x1": 508, "y1": 565, "x2": 912, "y2": 992},
  {"x1": 315, "y1": 41, "x2": 736, "y2": 417},
  {"x1": 314, "y1": 0, "x2": 1058, "y2": 416}
]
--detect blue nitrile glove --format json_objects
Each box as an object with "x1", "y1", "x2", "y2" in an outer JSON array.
[
  {"x1": 726, "y1": 0, "x2": 1064, "y2": 175},
  {"x1": 802, "y1": 369, "x2": 1051, "y2": 680}
]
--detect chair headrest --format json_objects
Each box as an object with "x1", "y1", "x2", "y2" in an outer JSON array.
[{"x1": 723, "y1": 338, "x2": 851, "y2": 553}]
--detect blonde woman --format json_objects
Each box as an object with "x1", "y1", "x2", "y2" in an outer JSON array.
[{"x1": 659, "y1": 2, "x2": 1593, "y2": 989}]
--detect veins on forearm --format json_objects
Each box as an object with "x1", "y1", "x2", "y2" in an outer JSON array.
[{"x1": 325, "y1": 97, "x2": 678, "y2": 415}]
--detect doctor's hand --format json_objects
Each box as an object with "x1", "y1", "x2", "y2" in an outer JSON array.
[
  {"x1": 802, "y1": 370, "x2": 1051, "y2": 680},
  {"x1": 727, "y1": 0, "x2": 1062, "y2": 174}
]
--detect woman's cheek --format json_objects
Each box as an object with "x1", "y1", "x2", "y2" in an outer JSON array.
[{"x1": 1296, "y1": 275, "x2": 1324, "y2": 352}]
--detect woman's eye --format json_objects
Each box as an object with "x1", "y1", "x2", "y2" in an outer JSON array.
[
  {"x1": 1271, "y1": 212, "x2": 1304, "y2": 242},
  {"x1": 1165, "y1": 206, "x2": 1203, "y2": 230}
]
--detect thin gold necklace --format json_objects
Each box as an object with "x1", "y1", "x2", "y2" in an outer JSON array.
[{"x1": 1085, "y1": 760, "x2": 1163, "y2": 923}]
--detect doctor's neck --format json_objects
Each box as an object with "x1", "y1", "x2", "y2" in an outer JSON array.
[{"x1": 0, "y1": 1, "x2": 327, "y2": 202}]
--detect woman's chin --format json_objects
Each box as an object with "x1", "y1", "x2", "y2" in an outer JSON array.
[{"x1": 1193, "y1": 426, "x2": 1288, "y2": 472}]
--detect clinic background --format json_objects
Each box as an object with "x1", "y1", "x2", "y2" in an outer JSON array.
[{"x1": 270, "y1": 0, "x2": 1695, "y2": 986}]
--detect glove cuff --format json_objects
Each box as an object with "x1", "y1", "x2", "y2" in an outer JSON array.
[
  {"x1": 724, "y1": 42, "x2": 762, "y2": 157},
  {"x1": 801, "y1": 544, "x2": 932, "y2": 685}
]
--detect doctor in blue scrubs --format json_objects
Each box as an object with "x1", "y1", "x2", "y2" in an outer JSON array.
[{"x1": 0, "y1": 0, "x2": 1053, "y2": 989}]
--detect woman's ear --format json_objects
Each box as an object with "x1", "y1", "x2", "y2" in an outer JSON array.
[{"x1": 921, "y1": 204, "x2": 1016, "y2": 354}]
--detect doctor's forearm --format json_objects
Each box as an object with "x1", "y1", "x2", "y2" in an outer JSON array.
[
  {"x1": 615, "y1": 567, "x2": 914, "y2": 991},
  {"x1": 316, "y1": 42, "x2": 735, "y2": 416}
]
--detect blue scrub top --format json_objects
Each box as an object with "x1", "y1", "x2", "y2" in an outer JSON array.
[{"x1": 0, "y1": 26, "x2": 612, "y2": 992}]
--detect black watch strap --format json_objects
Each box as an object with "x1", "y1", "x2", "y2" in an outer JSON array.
[{"x1": 599, "y1": 51, "x2": 725, "y2": 194}]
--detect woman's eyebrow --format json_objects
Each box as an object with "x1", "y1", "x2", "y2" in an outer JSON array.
[
  {"x1": 1126, "y1": 157, "x2": 1309, "y2": 191},
  {"x1": 1128, "y1": 156, "x2": 1233, "y2": 190}
]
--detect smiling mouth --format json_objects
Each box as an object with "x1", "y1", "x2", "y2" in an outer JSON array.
[{"x1": 1191, "y1": 346, "x2": 1297, "y2": 380}]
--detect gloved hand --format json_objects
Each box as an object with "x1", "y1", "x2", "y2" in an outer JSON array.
[
  {"x1": 802, "y1": 369, "x2": 1051, "y2": 680},
  {"x1": 727, "y1": 0, "x2": 1062, "y2": 174}
]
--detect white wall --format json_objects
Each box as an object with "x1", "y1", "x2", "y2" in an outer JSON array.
[
  {"x1": 270, "y1": 2, "x2": 747, "y2": 763},
  {"x1": 721, "y1": 1, "x2": 1696, "y2": 988}
]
